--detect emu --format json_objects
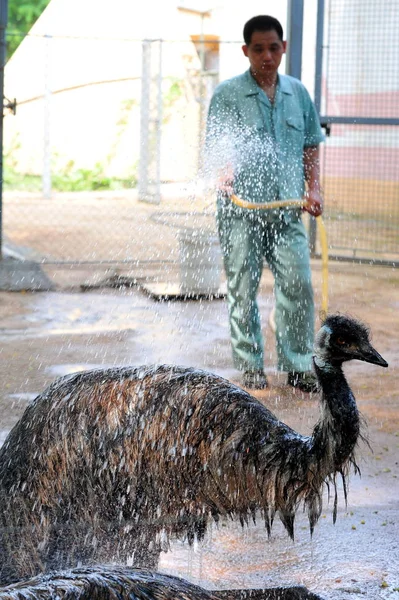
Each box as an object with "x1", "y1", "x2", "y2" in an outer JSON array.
[
  {"x1": 0, "y1": 565, "x2": 322, "y2": 600},
  {"x1": 0, "y1": 567, "x2": 217, "y2": 600},
  {"x1": 0, "y1": 315, "x2": 387, "y2": 585}
]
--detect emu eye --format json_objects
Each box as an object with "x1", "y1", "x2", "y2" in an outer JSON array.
[{"x1": 336, "y1": 337, "x2": 347, "y2": 345}]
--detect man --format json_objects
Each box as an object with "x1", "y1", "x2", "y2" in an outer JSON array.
[{"x1": 206, "y1": 15, "x2": 324, "y2": 392}]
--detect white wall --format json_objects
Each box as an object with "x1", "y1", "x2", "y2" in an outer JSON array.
[{"x1": 3, "y1": 0, "x2": 327, "y2": 183}]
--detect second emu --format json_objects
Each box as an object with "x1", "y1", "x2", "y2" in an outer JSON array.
[
  {"x1": 0, "y1": 565, "x2": 323, "y2": 600},
  {"x1": 0, "y1": 315, "x2": 388, "y2": 584}
]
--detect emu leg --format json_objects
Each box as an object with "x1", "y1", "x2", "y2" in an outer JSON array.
[
  {"x1": 0, "y1": 522, "x2": 162, "y2": 586},
  {"x1": 43, "y1": 522, "x2": 163, "y2": 573}
]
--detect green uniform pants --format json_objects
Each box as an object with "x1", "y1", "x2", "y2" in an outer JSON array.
[{"x1": 217, "y1": 213, "x2": 314, "y2": 373}]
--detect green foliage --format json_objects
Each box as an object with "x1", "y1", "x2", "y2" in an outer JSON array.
[
  {"x1": 52, "y1": 162, "x2": 112, "y2": 191},
  {"x1": 165, "y1": 80, "x2": 183, "y2": 105},
  {"x1": 7, "y1": 0, "x2": 52, "y2": 58},
  {"x1": 3, "y1": 167, "x2": 42, "y2": 192},
  {"x1": 106, "y1": 97, "x2": 138, "y2": 166},
  {"x1": 51, "y1": 161, "x2": 137, "y2": 191},
  {"x1": 4, "y1": 160, "x2": 138, "y2": 192},
  {"x1": 162, "y1": 78, "x2": 184, "y2": 125},
  {"x1": 116, "y1": 98, "x2": 138, "y2": 128},
  {"x1": 2, "y1": 136, "x2": 42, "y2": 191},
  {"x1": 3, "y1": 95, "x2": 139, "y2": 192},
  {"x1": 3, "y1": 135, "x2": 138, "y2": 192}
]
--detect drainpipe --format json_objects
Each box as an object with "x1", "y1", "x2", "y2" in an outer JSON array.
[
  {"x1": 286, "y1": 0, "x2": 304, "y2": 80},
  {"x1": 286, "y1": 0, "x2": 319, "y2": 255},
  {"x1": 0, "y1": 0, "x2": 8, "y2": 259}
]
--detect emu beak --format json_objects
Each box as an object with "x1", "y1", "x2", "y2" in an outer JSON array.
[{"x1": 357, "y1": 342, "x2": 388, "y2": 368}]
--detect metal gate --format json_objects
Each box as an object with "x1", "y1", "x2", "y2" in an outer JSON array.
[{"x1": 314, "y1": 0, "x2": 399, "y2": 264}]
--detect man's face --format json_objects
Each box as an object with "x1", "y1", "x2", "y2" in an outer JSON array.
[{"x1": 242, "y1": 29, "x2": 286, "y2": 76}]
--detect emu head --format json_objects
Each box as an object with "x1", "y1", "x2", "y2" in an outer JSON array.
[{"x1": 314, "y1": 314, "x2": 388, "y2": 368}]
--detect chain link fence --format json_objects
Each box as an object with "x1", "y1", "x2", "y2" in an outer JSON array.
[
  {"x1": 319, "y1": 0, "x2": 399, "y2": 263},
  {"x1": 3, "y1": 33, "x2": 220, "y2": 272},
  {"x1": 2, "y1": 2, "x2": 399, "y2": 273}
]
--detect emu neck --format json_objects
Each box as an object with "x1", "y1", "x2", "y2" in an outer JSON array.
[{"x1": 312, "y1": 359, "x2": 360, "y2": 470}]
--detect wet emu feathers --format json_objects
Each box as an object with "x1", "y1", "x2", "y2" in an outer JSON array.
[
  {"x1": 0, "y1": 566, "x2": 322, "y2": 600},
  {"x1": 0, "y1": 568, "x2": 217, "y2": 600},
  {"x1": 0, "y1": 315, "x2": 387, "y2": 584}
]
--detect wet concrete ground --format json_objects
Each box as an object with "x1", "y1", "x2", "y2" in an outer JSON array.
[{"x1": 0, "y1": 261, "x2": 398, "y2": 599}]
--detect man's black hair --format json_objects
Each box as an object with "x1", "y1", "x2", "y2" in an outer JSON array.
[{"x1": 243, "y1": 15, "x2": 284, "y2": 45}]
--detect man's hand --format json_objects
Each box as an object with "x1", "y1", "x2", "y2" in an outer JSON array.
[
  {"x1": 303, "y1": 146, "x2": 323, "y2": 216},
  {"x1": 216, "y1": 165, "x2": 234, "y2": 196},
  {"x1": 303, "y1": 188, "x2": 323, "y2": 217},
  {"x1": 217, "y1": 179, "x2": 234, "y2": 195}
]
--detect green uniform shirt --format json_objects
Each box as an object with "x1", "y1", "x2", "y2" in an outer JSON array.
[{"x1": 206, "y1": 69, "x2": 325, "y2": 221}]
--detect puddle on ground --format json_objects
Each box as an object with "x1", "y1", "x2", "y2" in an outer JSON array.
[
  {"x1": 0, "y1": 290, "x2": 236, "y2": 378},
  {"x1": 0, "y1": 291, "x2": 150, "y2": 338},
  {"x1": 159, "y1": 506, "x2": 399, "y2": 600},
  {"x1": 0, "y1": 291, "x2": 397, "y2": 599},
  {"x1": 8, "y1": 393, "x2": 37, "y2": 402},
  {"x1": 0, "y1": 430, "x2": 9, "y2": 447}
]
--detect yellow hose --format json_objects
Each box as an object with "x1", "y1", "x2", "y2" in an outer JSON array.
[
  {"x1": 230, "y1": 194, "x2": 328, "y2": 314},
  {"x1": 317, "y1": 216, "x2": 329, "y2": 316}
]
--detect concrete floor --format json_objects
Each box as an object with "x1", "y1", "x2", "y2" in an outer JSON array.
[{"x1": 0, "y1": 261, "x2": 398, "y2": 599}]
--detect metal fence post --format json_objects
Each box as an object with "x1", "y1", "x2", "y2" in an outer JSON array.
[
  {"x1": 314, "y1": 0, "x2": 325, "y2": 117},
  {"x1": 0, "y1": 0, "x2": 8, "y2": 259},
  {"x1": 138, "y1": 40, "x2": 150, "y2": 202},
  {"x1": 308, "y1": 0, "x2": 326, "y2": 255},
  {"x1": 287, "y1": 0, "x2": 318, "y2": 255},
  {"x1": 43, "y1": 34, "x2": 52, "y2": 199},
  {"x1": 138, "y1": 39, "x2": 162, "y2": 204},
  {"x1": 286, "y1": 0, "x2": 304, "y2": 80},
  {"x1": 155, "y1": 39, "x2": 162, "y2": 203}
]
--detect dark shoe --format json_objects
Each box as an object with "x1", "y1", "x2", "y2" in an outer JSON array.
[
  {"x1": 287, "y1": 371, "x2": 319, "y2": 393},
  {"x1": 242, "y1": 370, "x2": 268, "y2": 390}
]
